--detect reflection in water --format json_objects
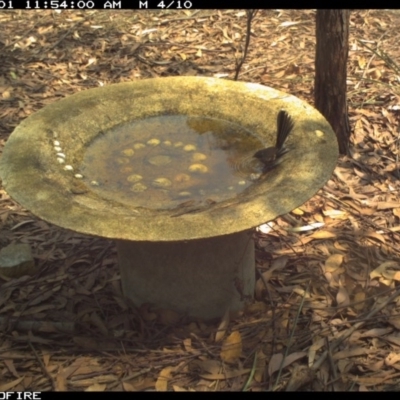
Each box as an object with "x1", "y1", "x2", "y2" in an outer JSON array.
[{"x1": 79, "y1": 115, "x2": 267, "y2": 210}]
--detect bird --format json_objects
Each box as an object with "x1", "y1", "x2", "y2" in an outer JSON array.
[{"x1": 252, "y1": 110, "x2": 294, "y2": 171}]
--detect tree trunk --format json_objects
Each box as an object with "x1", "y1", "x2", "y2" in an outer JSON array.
[{"x1": 315, "y1": 10, "x2": 350, "y2": 155}]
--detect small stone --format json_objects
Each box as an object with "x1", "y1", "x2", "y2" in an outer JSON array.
[
  {"x1": 188, "y1": 164, "x2": 208, "y2": 173},
  {"x1": 0, "y1": 244, "x2": 35, "y2": 278},
  {"x1": 74, "y1": 174, "x2": 83, "y2": 179},
  {"x1": 121, "y1": 148, "x2": 135, "y2": 157},
  {"x1": 174, "y1": 141, "x2": 183, "y2": 148},
  {"x1": 163, "y1": 140, "x2": 172, "y2": 146},
  {"x1": 174, "y1": 173, "x2": 191, "y2": 183},
  {"x1": 53, "y1": 140, "x2": 60, "y2": 146},
  {"x1": 64, "y1": 165, "x2": 74, "y2": 171},
  {"x1": 56, "y1": 153, "x2": 66, "y2": 159},
  {"x1": 147, "y1": 138, "x2": 160, "y2": 146},
  {"x1": 192, "y1": 152, "x2": 207, "y2": 162},
  {"x1": 130, "y1": 183, "x2": 147, "y2": 192},
  {"x1": 57, "y1": 157, "x2": 65, "y2": 164},
  {"x1": 133, "y1": 143, "x2": 146, "y2": 150},
  {"x1": 54, "y1": 146, "x2": 62, "y2": 152},
  {"x1": 127, "y1": 174, "x2": 143, "y2": 183},
  {"x1": 152, "y1": 178, "x2": 172, "y2": 188},
  {"x1": 183, "y1": 144, "x2": 196, "y2": 152},
  {"x1": 91, "y1": 180, "x2": 99, "y2": 186}
]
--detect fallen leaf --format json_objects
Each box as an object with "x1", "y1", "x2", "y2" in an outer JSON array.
[
  {"x1": 365, "y1": 230, "x2": 386, "y2": 244},
  {"x1": 192, "y1": 359, "x2": 222, "y2": 375},
  {"x1": 324, "y1": 254, "x2": 344, "y2": 272},
  {"x1": 377, "y1": 202, "x2": 400, "y2": 210},
  {"x1": 254, "y1": 350, "x2": 267, "y2": 383},
  {"x1": 370, "y1": 261, "x2": 400, "y2": 281},
  {"x1": 0, "y1": 377, "x2": 25, "y2": 391},
  {"x1": 353, "y1": 291, "x2": 366, "y2": 311},
  {"x1": 333, "y1": 347, "x2": 368, "y2": 360},
  {"x1": 280, "y1": 21, "x2": 303, "y2": 27},
  {"x1": 255, "y1": 256, "x2": 288, "y2": 299},
  {"x1": 56, "y1": 363, "x2": 81, "y2": 391},
  {"x1": 291, "y1": 208, "x2": 304, "y2": 215},
  {"x1": 122, "y1": 381, "x2": 137, "y2": 391},
  {"x1": 336, "y1": 286, "x2": 350, "y2": 307},
  {"x1": 220, "y1": 331, "x2": 242, "y2": 363},
  {"x1": 389, "y1": 315, "x2": 400, "y2": 330},
  {"x1": 360, "y1": 327, "x2": 392, "y2": 338},
  {"x1": 172, "y1": 385, "x2": 187, "y2": 391},
  {"x1": 323, "y1": 209, "x2": 348, "y2": 219},
  {"x1": 183, "y1": 338, "x2": 193, "y2": 352},
  {"x1": 4, "y1": 359, "x2": 19, "y2": 378},
  {"x1": 385, "y1": 353, "x2": 400, "y2": 366},
  {"x1": 268, "y1": 352, "x2": 307, "y2": 376},
  {"x1": 85, "y1": 383, "x2": 106, "y2": 391},
  {"x1": 288, "y1": 222, "x2": 324, "y2": 232},
  {"x1": 155, "y1": 366, "x2": 174, "y2": 391},
  {"x1": 383, "y1": 336, "x2": 400, "y2": 347},
  {"x1": 43, "y1": 353, "x2": 51, "y2": 367},
  {"x1": 311, "y1": 230, "x2": 336, "y2": 239}
]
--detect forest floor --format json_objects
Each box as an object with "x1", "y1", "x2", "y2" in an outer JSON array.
[{"x1": 1, "y1": 9, "x2": 400, "y2": 391}]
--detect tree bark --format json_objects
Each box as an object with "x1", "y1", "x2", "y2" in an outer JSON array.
[{"x1": 315, "y1": 10, "x2": 350, "y2": 155}]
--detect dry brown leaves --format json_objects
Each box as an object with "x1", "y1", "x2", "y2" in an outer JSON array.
[{"x1": 1, "y1": 8, "x2": 400, "y2": 391}]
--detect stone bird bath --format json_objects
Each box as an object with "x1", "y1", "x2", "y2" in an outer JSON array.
[{"x1": 0, "y1": 77, "x2": 338, "y2": 318}]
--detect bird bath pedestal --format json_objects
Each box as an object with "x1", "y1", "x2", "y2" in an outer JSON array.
[{"x1": 0, "y1": 77, "x2": 338, "y2": 319}]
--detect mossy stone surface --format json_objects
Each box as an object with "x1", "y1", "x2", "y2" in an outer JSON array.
[{"x1": 0, "y1": 77, "x2": 338, "y2": 242}]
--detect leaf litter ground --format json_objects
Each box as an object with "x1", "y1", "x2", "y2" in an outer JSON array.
[{"x1": 1, "y1": 9, "x2": 400, "y2": 391}]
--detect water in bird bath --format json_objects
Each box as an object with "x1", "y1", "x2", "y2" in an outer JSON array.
[{"x1": 78, "y1": 115, "x2": 265, "y2": 210}]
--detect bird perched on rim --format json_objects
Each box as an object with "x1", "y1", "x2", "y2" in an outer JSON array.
[{"x1": 253, "y1": 110, "x2": 294, "y2": 172}]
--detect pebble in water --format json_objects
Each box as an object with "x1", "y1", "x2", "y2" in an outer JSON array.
[
  {"x1": 192, "y1": 152, "x2": 207, "y2": 162},
  {"x1": 147, "y1": 138, "x2": 160, "y2": 146},
  {"x1": 131, "y1": 183, "x2": 147, "y2": 192},
  {"x1": 127, "y1": 174, "x2": 143, "y2": 183},
  {"x1": 183, "y1": 144, "x2": 196, "y2": 152},
  {"x1": 152, "y1": 178, "x2": 172, "y2": 188},
  {"x1": 121, "y1": 148, "x2": 135, "y2": 157},
  {"x1": 188, "y1": 164, "x2": 208, "y2": 173}
]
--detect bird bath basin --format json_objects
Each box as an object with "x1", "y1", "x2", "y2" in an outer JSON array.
[{"x1": 0, "y1": 77, "x2": 338, "y2": 319}]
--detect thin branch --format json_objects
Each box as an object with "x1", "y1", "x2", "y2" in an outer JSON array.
[{"x1": 234, "y1": 10, "x2": 258, "y2": 81}]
